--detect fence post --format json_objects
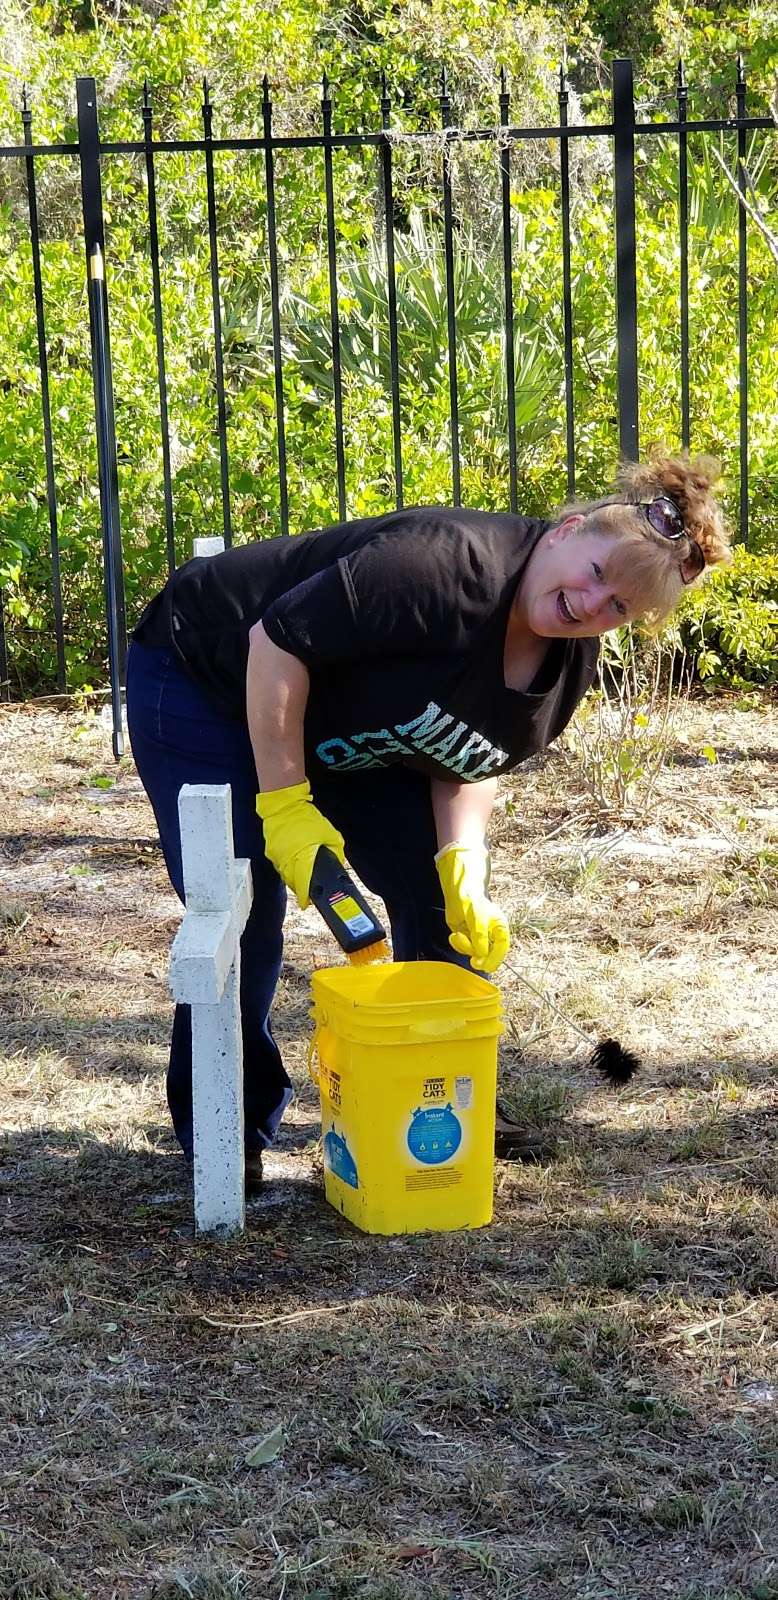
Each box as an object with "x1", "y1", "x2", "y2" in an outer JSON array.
[
  {"x1": 736, "y1": 54, "x2": 749, "y2": 547},
  {"x1": 261, "y1": 76, "x2": 290, "y2": 536},
  {"x1": 201, "y1": 79, "x2": 233, "y2": 549},
  {"x1": 142, "y1": 81, "x2": 177, "y2": 577},
  {"x1": 558, "y1": 52, "x2": 576, "y2": 498},
  {"x1": 612, "y1": 58, "x2": 639, "y2": 461},
  {"x1": 499, "y1": 67, "x2": 518, "y2": 515},
  {"x1": 380, "y1": 70, "x2": 404, "y2": 510},
  {"x1": 321, "y1": 72, "x2": 347, "y2": 523},
  {"x1": 677, "y1": 60, "x2": 691, "y2": 451},
  {"x1": 76, "y1": 78, "x2": 127, "y2": 759},
  {"x1": 0, "y1": 593, "x2": 7, "y2": 702},
  {"x1": 23, "y1": 86, "x2": 67, "y2": 694},
  {"x1": 439, "y1": 66, "x2": 461, "y2": 505}
]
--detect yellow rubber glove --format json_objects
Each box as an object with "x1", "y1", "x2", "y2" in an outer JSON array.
[
  {"x1": 435, "y1": 841, "x2": 511, "y2": 975},
  {"x1": 256, "y1": 780, "x2": 346, "y2": 909}
]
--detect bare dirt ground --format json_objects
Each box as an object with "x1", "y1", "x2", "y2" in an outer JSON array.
[{"x1": 1, "y1": 692, "x2": 777, "y2": 1600}]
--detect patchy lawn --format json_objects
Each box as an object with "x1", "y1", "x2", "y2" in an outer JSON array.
[{"x1": 1, "y1": 692, "x2": 777, "y2": 1600}]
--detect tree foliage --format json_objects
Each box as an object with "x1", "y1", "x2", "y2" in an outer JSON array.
[{"x1": 0, "y1": 0, "x2": 776, "y2": 692}]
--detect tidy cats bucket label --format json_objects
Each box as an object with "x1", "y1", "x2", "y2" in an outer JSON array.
[
  {"x1": 407, "y1": 1103, "x2": 462, "y2": 1164},
  {"x1": 323, "y1": 1125, "x2": 359, "y2": 1189},
  {"x1": 320, "y1": 1063, "x2": 479, "y2": 1200},
  {"x1": 403, "y1": 1073, "x2": 474, "y2": 1193}
]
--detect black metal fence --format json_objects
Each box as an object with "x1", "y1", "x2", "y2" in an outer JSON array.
[{"x1": 0, "y1": 58, "x2": 773, "y2": 754}]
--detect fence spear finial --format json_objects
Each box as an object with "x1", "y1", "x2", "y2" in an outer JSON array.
[
  {"x1": 202, "y1": 75, "x2": 210, "y2": 107},
  {"x1": 440, "y1": 63, "x2": 448, "y2": 98},
  {"x1": 676, "y1": 58, "x2": 686, "y2": 91},
  {"x1": 142, "y1": 77, "x2": 150, "y2": 109},
  {"x1": 21, "y1": 82, "x2": 29, "y2": 115},
  {"x1": 737, "y1": 51, "x2": 745, "y2": 84}
]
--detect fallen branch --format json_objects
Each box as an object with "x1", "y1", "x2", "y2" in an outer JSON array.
[
  {"x1": 199, "y1": 1300, "x2": 361, "y2": 1331},
  {"x1": 658, "y1": 1304, "x2": 757, "y2": 1345}
]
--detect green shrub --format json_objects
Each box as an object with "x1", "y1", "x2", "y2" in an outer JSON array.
[{"x1": 676, "y1": 547, "x2": 778, "y2": 689}]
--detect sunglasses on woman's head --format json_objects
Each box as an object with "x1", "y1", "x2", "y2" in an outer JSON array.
[{"x1": 634, "y1": 495, "x2": 705, "y2": 584}]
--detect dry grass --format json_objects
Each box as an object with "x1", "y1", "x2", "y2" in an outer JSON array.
[{"x1": 1, "y1": 693, "x2": 778, "y2": 1600}]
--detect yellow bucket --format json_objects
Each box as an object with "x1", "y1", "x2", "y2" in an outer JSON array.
[{"x1": 310, "y1": 961, "x2": 503, "y2": 1235}]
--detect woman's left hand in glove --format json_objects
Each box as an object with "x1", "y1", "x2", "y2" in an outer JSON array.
[{"x1": 435, "y1": 841, "x2": 511, "y2": 974}]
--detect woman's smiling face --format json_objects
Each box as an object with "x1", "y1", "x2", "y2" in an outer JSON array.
[{"x1": 517, "y1": 517, "x2": 635, "y2": 639}]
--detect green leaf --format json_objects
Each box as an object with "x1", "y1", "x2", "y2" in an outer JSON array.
[{"x1": 243, "y1": 1424, "x2": 286, "y2": 1467}]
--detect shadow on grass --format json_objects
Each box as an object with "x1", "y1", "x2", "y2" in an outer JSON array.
[
  {"x1": 1, "y1": 1014, "x2": 171, "y2": 1075},
  {"x1": 0, "y1": 830, "x2": 162, "y2": 859},
  {"x1": 2, "y1": 1085, "x2": 778, "y2": 1291},
  {"x1": 0, "y1": 1126, "x2": 327, "y2": 1254},
  {"x1": 2, "y1": 1111, "x2": 778, "y2": 1600}
]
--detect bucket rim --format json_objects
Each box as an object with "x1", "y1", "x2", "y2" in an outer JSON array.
[
  {"x1": 311, "y1": 960, "x2": 501, "y2": 1008},
  {"x1": 312, "y1": 993, "x2": 502, "y2": 1015}
]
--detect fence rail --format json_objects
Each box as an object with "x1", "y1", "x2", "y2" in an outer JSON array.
[{"x1": 0, "y1": 58, "x2": 774, "y2": 755}]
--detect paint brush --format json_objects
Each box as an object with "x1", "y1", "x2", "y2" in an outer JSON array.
[
  {"x1": 309, "y1": 847, "x2": 390, "y2": 965},
  {"x1": 501, "y1": 956, "x2": 641, "y2": 1085}
]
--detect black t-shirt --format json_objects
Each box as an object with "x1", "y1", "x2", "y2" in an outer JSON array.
[{"x1": 133, "y1": 506, "x2": 599, "y2": 782}]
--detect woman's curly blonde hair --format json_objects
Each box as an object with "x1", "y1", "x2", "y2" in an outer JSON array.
[{"x1": 557, "y1": 449, "x2": 732, "y2": 627}]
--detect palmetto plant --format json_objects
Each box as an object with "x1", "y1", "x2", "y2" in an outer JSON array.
[{"x1": 225, "y1": 207, "x2": 564, "y2": 458}]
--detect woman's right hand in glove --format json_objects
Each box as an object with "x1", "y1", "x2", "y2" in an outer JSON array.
[
  {"x1": 256, "y1": 780, "x2": 346, "y2": 909},
  {"x1": 435, "y1": 840, "x2": 511, "y2": 974}
]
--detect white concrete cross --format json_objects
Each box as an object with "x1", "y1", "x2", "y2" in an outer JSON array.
[
  {"x1": 169, "y1": 784, "x2": 253, "y2": 1237},
  {"x1": 193, "y1": 535, "x2": 226, "y2": 558}
]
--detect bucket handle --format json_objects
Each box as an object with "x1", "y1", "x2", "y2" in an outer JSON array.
[
  {"x1": 406, "y1": 1016, "x2": 468, "y2": 1039},
  {"x1": 307, "y1": 1026, "x2": 321, "y2": 1084}
]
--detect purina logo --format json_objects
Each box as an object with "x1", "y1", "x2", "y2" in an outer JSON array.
[{"x1": 422, "y1": 1076, "x2": 445, "y2": 1101}]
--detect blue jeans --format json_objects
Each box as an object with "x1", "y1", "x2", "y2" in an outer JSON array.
[{"x1": 125, "y1": 640, "x2": 464, "y2": 1159}]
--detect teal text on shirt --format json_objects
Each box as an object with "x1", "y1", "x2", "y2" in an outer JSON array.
[{"x1": 315, "y1": 701, "x2": 509, "y2": 779}]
